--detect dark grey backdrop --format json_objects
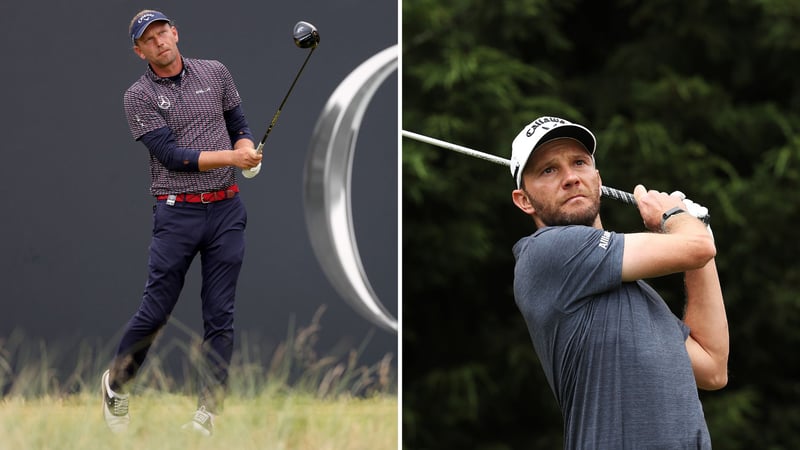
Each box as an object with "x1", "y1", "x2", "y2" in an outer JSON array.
[{"x1": 0, "y1": 1, "x2": 397, "y2": 379}]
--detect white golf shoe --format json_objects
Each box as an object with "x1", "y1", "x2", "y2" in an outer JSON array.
[
  {"x1": 101, "y1": 370, "x2": 130, "y2": 433},
  {"x1": 182, "y1": 405, "x2": 214, "y2": 436}
]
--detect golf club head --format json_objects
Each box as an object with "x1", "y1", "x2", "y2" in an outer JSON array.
[{"x1": 293, "y1": 21, "x2": 319, "y2": 49}]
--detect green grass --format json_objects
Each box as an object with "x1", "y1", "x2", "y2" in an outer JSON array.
[
  {"x1": 0, "y1": 306, "x2": 398, "y2": 449},
  {"x1": 0, "y1": 391, "x2": 397, "y2": 450}
]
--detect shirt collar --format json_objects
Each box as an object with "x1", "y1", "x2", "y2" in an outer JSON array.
[{"x1": 146, "y1": 57, "x2": 188, "y2": 82}]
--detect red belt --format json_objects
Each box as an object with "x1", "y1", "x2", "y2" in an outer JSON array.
[{"x1": 156, "y1": 185, "x2": 239, "y2": 203}]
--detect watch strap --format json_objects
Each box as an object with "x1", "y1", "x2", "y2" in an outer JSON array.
[{"x1": 660, "y1": 207, "x2": 686, "y2": 232}]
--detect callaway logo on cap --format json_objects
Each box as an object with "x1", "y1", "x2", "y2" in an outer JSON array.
[
  {"x1": 129, "y1": 10, "x2": 172, "y2": 44},
  {"x1": 510, "y1": 116, "x2": 596, "y2": 189}
]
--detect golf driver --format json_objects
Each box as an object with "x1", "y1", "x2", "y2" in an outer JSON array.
[
  {"x1": 243, "y1": 21, "x2": 320, "y2": 178},
  {"x1": 402, "y1": 130, "x2": 711, "y2": 223}
]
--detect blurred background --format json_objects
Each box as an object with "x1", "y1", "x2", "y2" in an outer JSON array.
[
  {"x1": 0, "y1": 0, "x2": 397, "y2": 394},
  {"x1": 403, "y1": 0, "x2": 800, "y2": 448}
]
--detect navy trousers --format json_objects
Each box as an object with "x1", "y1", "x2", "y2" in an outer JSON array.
[{"x1": 110, "y1": 195, "x2": 247, "y2": 413}]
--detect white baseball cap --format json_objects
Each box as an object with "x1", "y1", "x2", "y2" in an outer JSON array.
[{"x1": 510, "y1": 116, "x2": 596, "y2": 188}]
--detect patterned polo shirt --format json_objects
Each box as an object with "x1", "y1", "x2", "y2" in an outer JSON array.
[{"x1": 124, "y1": 58, "x2": 245, "y2": 196}]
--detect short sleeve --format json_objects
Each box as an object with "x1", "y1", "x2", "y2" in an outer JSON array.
[{"x1": 123, "y1": 84, "x2": 168, "y2": 141}]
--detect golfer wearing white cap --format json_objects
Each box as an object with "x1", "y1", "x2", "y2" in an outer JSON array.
[{"x1": 509, "y1": 116, "x2": 728, "y2": 448}]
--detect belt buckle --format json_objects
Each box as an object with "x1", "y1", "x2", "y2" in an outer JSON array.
[{"x1": 200, "y1": 192, "x2": 213, "y2": 204}]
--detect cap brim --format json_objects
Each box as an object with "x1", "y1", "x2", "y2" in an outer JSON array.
[
  {"x1": 534, "y1": 125, "x2": 595, "y2": 155},
  {"x1": 132, "y1": 18, "x2": 171, "y2": 42}
]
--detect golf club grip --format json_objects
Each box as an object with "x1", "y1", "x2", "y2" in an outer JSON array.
[
  {"x1": 241, "y1": 143, "x2": 265, "y2": 178},
  {"x1": 601, "y1": 186, "x2": 636, "y2": 205},
  {"x1": 601, "y1": 186, "x2": 710, "y2": 225}
]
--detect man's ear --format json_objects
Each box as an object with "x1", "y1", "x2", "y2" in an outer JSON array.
[
  {"x1": 133, "y1": 45, "x2": 146, "y2": 60},
  {"x1": 512, "y1": 189, "x2": 536, "y2": 215}
]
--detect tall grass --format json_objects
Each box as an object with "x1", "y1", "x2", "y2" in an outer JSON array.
[
  {"x1": 0, "y1": 306, "x2": 397, "y2": 449},
  {"x1": 0, "y1": 306, "x2": 395, "y2": 398},
  {"x1": 0, "y1": 391, "x2": 396, "y2": 449}
]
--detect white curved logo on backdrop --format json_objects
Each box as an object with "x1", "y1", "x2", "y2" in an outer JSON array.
[{"x1": 303, "y1": 45, "x2": 398, "y2": 333}]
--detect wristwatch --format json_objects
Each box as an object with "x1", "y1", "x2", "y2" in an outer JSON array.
[{"x1": 660, "y1": 207, "x2": 686, "y2": 232}]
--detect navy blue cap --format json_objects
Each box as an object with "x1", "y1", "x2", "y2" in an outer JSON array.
[{"x1": 130, "y1": 11, "x2": 171, "y2": 44}]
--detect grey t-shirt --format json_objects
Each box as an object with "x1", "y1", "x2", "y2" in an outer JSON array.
[{"x1": 512, "y1": 225, "x2": 711, "y2": 449}]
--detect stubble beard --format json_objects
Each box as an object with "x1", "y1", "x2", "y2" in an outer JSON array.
[
  {"x1": 153, "y1": 49, "x2": 177, "y2": 68},
  {"x1": 528, "y1": 193, "x2": 601, "y2": 227}
]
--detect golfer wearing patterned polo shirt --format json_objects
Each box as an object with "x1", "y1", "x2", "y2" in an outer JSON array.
[{"x1": 101, "y1": 10, "x2": 262, "y2": 436}]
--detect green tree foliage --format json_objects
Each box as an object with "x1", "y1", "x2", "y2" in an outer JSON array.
[{"x1": 402, "y1": 0, "x2": 800, "y2": 448}]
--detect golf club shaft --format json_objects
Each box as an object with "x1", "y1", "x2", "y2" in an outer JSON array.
[
  {"x1": 243, "y1": 45, "x2": 317, "y2": 179},
  {"x1": 256, "y1": 47, "x2": 317, "y2": 154},
  {"x1": 401, "y1": 130, "x2": 637, "y2": 206}
]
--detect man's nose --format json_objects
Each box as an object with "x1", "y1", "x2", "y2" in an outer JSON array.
[{"x1": 562, "y1": 168, "x2": 580, "y2": 187}]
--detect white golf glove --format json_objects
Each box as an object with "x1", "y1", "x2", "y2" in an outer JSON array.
[
  {"x1": 242, "y1": 162, "x2": 261, "y2": 179},
  {"x1": 671, "y1": 191, "x2": 713, "y2": 238},
  {"x1": 242, "y1": 146, "x2": 263, "y2": 179}
]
